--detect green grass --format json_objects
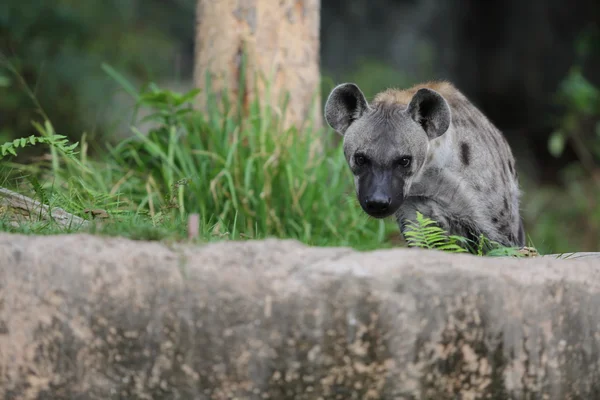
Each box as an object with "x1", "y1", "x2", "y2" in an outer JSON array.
[{"x1": 0, "y1": 66, "x2": 398, "y2": 250}]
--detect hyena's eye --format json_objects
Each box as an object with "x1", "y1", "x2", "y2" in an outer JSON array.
[
  {"x1": 354, "y1": 154, "x2": 368, "y2": 166},
  {"x1": 397, "y1": 156, "x2": 412, "y2": 168}
]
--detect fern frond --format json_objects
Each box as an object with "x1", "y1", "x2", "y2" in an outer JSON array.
[
  {"x1": 403, "y1": 212, "x2": 468, "y2": 253},
  {"x1": 403, "y1": 212, "x2": 534, "y2": 257},
  {"x1": 0, "y1": 132, "x2": 79, "y2": 160}
]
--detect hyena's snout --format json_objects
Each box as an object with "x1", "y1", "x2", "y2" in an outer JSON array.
[
  {"x1": 358, "y1": 171, "x2": 404, "y2": 219},
  {"x1": 364, "y1": 192, "x2": 392, "y2": 215}
]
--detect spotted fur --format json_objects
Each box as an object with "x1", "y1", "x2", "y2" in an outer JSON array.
[{"x1": 325, "y1": 81, "x2": 525, "y2": 247}]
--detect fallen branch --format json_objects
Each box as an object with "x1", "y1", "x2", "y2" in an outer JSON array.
[{"x1": 0, "y1": 187, "x2": 89, "y2": 229}]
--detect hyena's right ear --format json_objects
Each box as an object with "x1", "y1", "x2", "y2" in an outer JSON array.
[{"x1": 324, "y1": 83, "x2": 369, "y2": 136}]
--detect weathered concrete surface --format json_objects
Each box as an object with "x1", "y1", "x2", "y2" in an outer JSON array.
[
  {"x1": 543, "y1": 252, "x2": 600, "y2": 260},
  {"x1": 1, "y1": 233, "x2": 600, "y2": 400}
]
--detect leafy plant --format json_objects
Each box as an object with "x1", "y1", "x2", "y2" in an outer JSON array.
[
  {"x1": 0, "y1": 61, "x2": 397, "y2": 250},
  {"x1": 0, "y1": 124, "x2": 79, "y2": 160},
  {"x1": 84, "y1": 64, "x2": 396, "y2": 249},
  {"x1": 403, "y1": 212, "x2": 527, "y2": 257},
  {"x1": 403, "y1": 212, "x2": 468, "y2": 253}
]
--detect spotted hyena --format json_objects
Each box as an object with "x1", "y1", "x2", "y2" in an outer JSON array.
[{"x1": 324, "y1": 81, "x2": 525, "y2": 248}]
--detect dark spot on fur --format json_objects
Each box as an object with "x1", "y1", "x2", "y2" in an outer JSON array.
[
  {"x1": 503, "y1": 197, "x2": 509, "y2": 211},
  {"x1": 399, "y1": 219, "x2": 409, "y2": 235},
  {"x1": 508, "y1": 161, "x2": 514, "y2": 176},
  {"x1": 492, "y1": 217, "x2": 499, "y2": 224},
  {"x1": 498, "y1": 224, "x2": 511, "y2": 236},
  {"x1": 474, "y1": 184, "x2": 482, "y2": 192},
  {"x1": 460, "y1": 142, "x2": 470, "y2": 166}
]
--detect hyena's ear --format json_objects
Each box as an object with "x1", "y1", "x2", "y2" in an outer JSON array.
[
  {"x1": 324, "y1": 83, "x2": 370, "y2": 136},
  {"x1": 407, "y1": 88, "x2": 451, "y2": 140}
]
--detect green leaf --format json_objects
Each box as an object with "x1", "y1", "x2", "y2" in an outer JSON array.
[
  {"x1": 178, "y1": 88, "x2": 202, "y2": 105},
  {"x1": 437, "y1": 244, "x2": 468, "y2": 252}
]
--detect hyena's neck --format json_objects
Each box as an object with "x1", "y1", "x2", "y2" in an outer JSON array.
[
  {"x1": 408, "y1": 126, "x2": 457, "y2": 198},
  {"x1": 425, "y1": 125, "x2": 456, "y2": 171}
]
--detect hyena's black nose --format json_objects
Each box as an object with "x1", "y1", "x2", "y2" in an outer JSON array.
[{"x1": 365, "y1": 195, "x2": 392, "y2": 214}]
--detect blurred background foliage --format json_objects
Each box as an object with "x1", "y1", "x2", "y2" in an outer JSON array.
[
  {"x1": 1, "y1": 0, "x2": 600, "y2": 253},
  {"x1": 0, "y1": 0, "x2": 195, "y2": 148}
]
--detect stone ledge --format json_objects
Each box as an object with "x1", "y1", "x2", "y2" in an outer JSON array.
[{"x1": 1, "y1": 233, "x2": 599, "y2": 399}]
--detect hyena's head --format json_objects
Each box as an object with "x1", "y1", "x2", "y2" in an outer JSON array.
[{"x1": 324, "y1": 83, "x2": 451, "y2": 219}]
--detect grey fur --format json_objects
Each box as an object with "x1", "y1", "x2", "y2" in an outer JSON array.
[
  {"x1": 324, "y1": 83, "x2": 370, "y2": 135},
  {"x1": 324, "y1": 82, "x2": 525, "y2": 248},
  {"x1": 407, "y1": 88, "x2": 451, "y2": 139}
]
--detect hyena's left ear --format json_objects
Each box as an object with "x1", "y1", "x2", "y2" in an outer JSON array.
[
  {"x1": 407, "y1": 88, "x2": 451, "y2": 140},
  {"x1": 324, "y1": 83, "x2": 370, "y2": 136}
]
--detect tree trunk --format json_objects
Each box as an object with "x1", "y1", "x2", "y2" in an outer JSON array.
[{"x1": 194, "y1": 0, "x2": 322, "y2": 131}]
